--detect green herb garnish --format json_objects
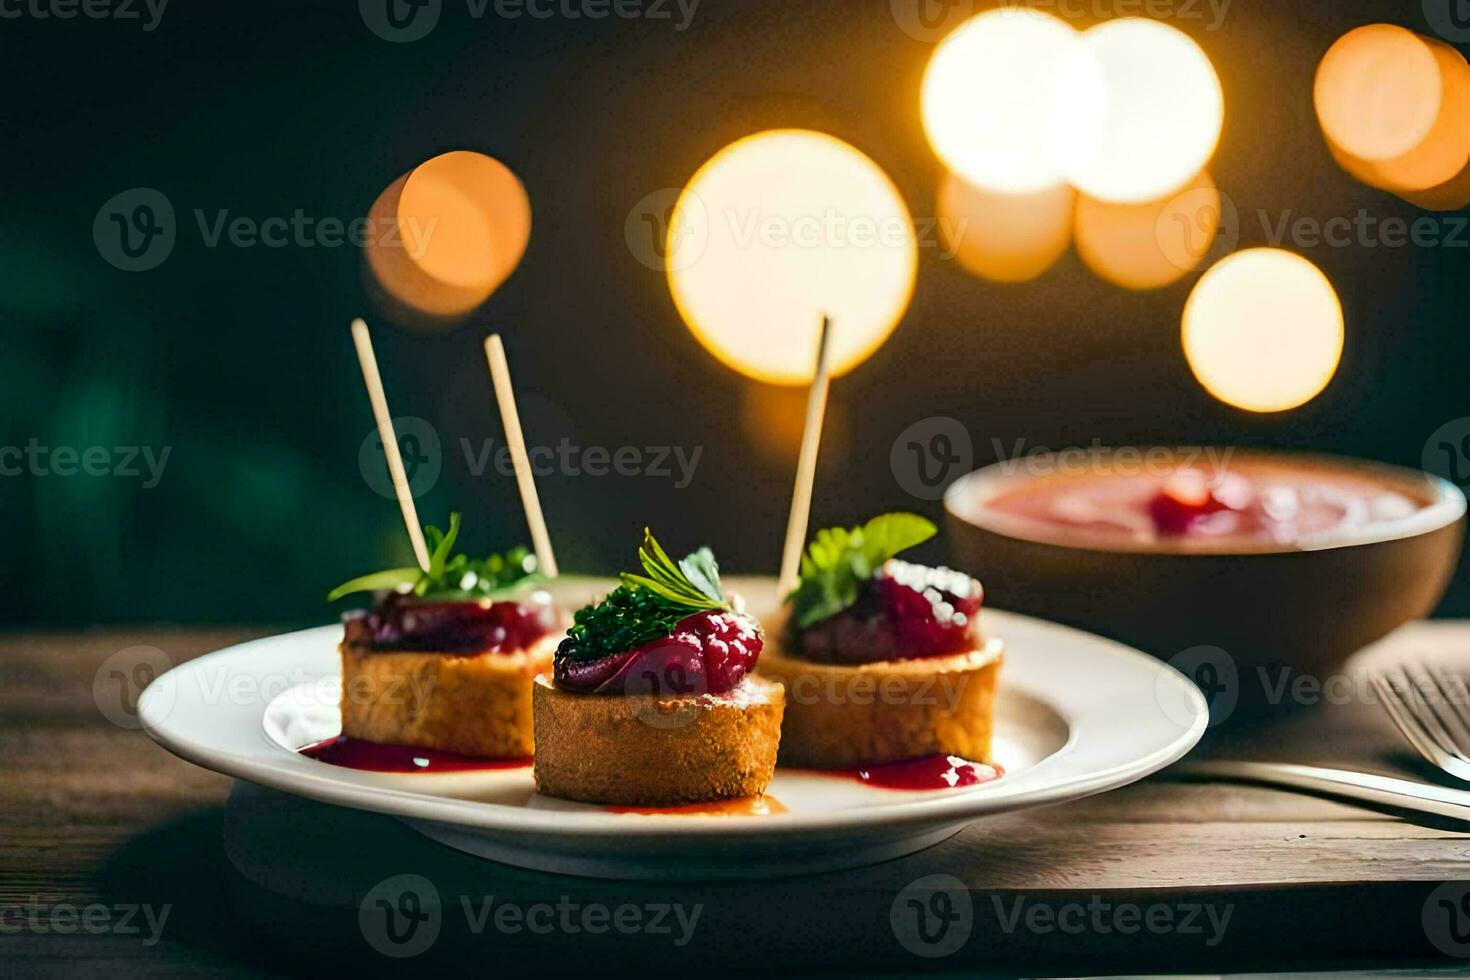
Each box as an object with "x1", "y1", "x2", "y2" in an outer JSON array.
[
  {"x1": 327, "y1": 512, "x2": 543, "y2": 602},
  {"x1": 558, "y1": 528, "x2": 731, "y2": 663},
  {"x1": 785, "y1": 513, "x2": 936, "y2": 629},
  {"x1": 619, "y1": 530, "x2": 726, "y2": 612}
]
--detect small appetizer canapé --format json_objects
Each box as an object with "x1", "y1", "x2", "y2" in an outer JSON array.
[
  {"x1": 328, "y1": 513, "x2": 561, "y2": 759},
  {"x1": 533, "y1": 530, "x2": 784, "y2": 806},
  {"x1": 759, "y1": 513, "x2": 1002, "y2": 769}
]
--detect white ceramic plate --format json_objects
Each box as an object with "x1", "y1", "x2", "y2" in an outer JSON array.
[{"x1": 140, "y1": 577, "x2": 1206, "y2": 880}]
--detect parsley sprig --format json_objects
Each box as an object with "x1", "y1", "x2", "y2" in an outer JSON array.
[
  {"x1": 327, "y1": 512, "x2": 543, "y2": 602},
  {"x1": 559, "y1": 528, "x2": 730, "y2": 663},
  {"x1": 619, "y1": 529, "x2": 726, "y2": 611},
  {"x1": 785, "y1": 513, "x2": 936, "y2": 629}
]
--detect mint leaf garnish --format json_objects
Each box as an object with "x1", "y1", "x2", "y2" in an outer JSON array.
[
  {"x1": 786, "y1": 513, "x2": 937, "y2": 629},
  {"x1": 326, "y1": 568, "x2": 422, "y2": 603},
  {"x1": 327, "y1": 511, "x2": 543, "y2": 602}
]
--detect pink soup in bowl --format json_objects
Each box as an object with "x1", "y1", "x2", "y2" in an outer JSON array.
[{"x1": 944, "y1": 449, "x2": 1465, "y2": 689}]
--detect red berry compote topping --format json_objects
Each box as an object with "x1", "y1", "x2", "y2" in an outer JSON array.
[
  {"x1": 795, "y1": 559, "x2": 983, "y2": 665},
  {"x1": 554, "y1": 609, "x2": 764, "y2": 696},
  {"x1": 344, "y1": 590, "x2": 559, "y2": 654}
]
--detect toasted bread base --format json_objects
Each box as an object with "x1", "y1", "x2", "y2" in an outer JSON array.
[
  {"x1": 339, "y1": 634, "x2": 557, "y2": 758},
  {"x1": 532, "y1": 675, "x2": 785, "y2": 806},
  {"x1": 757, "y1": 639, "x2": 1003, "y2": 769}
]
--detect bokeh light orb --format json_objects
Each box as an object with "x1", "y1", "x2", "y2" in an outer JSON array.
[
  {"x1": 1074, "y1": 171, "x2": 1222, "y2": 290},
  {"x1": 666, "y1": 130, "x2": 918, "y2": 385},
  {"x1": 1399, "y1": 163, "x2": 1470, "y2": 211},
  {"x1": 1324, "y1": 138, "x2": 1400, "y2": 192},
  {"x1": 1369, "y1": 38, "x2": 1470, "y2": 191},
  {"x1": 365, "y1": 151, "x2": 531, "y2": 321},
  {"x1": 1055, "y1": 18, "x2": 1224, "y2": 205},
  {"x1": 921, "y1": 8, "x2": 1082, "y2": 194},
  {"x1": 1315, "y1": 25, "x2": 1443, "y2": 163},
  {"x1": 936, "y1": 171, "x2": 1073, "y2": 283},
  {"x1": 1182, "y1": 249, "x2": 1344, "y2": 413},
  {"x1": 1320, "y1": 33, "x2": 1470, "y2": 193}
]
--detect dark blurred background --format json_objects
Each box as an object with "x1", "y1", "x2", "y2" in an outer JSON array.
[{"x1": 1, "y1": 0, "x2": 1465, "y2": 626}]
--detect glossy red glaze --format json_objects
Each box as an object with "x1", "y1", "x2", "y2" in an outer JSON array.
[
  {"x1": 848, "y1": 754, "x2": 1003, "y2": 790},
  {"x1": 299, "y1": 735, "x2": 531, "y2": 773}
]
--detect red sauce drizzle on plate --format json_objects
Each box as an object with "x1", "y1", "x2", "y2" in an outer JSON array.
[
  {"x1": 299, "y1": 736, "x2": 531, "y2": 773},
  {"x1": 849, "y1": 754, "x2": 1003, "y2": 790},
  {"x1": 606, "y1": 796, "x2": 788, "y2": 816}
]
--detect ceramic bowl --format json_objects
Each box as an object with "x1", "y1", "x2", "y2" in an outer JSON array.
[{"x1": 944, "y1": 450, "x2": 1466, "y2": 686}]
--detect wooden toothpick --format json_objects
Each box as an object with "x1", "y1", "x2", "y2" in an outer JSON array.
[
  {"x1": 484, "y1": 334, "x2": 559, "y2": 578},
  {"x1": 778, "y1": 315, "x2": 834, "y2": 597},
  {"x1": 350, "y1": 318, "x2": 431, "y2": 572}
]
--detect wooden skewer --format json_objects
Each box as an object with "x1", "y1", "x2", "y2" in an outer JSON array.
[
  {"x1": 484, "y1": 334, "x2": 560, "y2": 578},
  {"x1": 778, "y1": 315, "x2": 834, "y2": 597},
  {"x1": 350, "y1": 318, "x2": 432, "y2": 572}
]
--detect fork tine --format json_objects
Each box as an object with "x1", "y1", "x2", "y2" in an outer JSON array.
[
  {"x1": 1397, "y1": 665, "x2": 1468, "y2": 761},
  {"x1": 1375, "y1": 672, "x2": 1457, "y2": 772},
  {"x1": 1424, "y1": 663, "x2": 1470, "y2": 754}
]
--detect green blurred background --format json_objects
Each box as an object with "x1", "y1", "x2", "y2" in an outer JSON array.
[{"x1": 1, "y1": 0, "x2": 1465, "y2": 626}]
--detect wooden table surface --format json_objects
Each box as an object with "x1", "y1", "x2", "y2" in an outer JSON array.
[{"x1": 6, "y1": 622, "x2": 1470, "y2": 975}]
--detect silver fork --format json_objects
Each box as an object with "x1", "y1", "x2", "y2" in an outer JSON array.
[
  {"x1": 1171, "y1": 664, "x2": 1470, "y2": 822},
  {"x1": 1374, "y1": 662, "x2": 1470, "y2": 782}
]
